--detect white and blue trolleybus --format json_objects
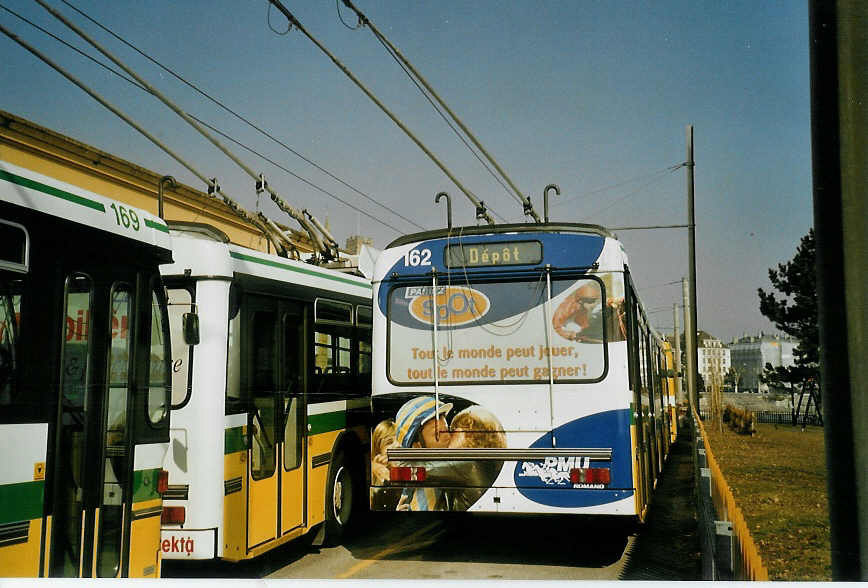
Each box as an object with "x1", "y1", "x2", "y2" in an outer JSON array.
[{"x1": 370, "y1": 223, "x2": 671, "y2": 520}]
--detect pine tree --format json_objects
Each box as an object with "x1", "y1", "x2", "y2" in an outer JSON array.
[{"x1": 757, "y1": 229, "x2": 821, "y2": 424}]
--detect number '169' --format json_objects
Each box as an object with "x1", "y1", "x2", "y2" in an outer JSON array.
[{"x1": 109, "y1": 203, "x2": 140, "y2": 231}]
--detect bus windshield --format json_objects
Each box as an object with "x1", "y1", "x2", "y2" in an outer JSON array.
[{"x1": 387, "y1": 274, "x2": 622, "y2": 385}]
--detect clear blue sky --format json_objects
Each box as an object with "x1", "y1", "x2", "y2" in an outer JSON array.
[{"x1": 0, "y1": 1, "x2": 812, "y2": 342}]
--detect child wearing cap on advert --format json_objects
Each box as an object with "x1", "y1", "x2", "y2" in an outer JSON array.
[
  {"x1": 392, "y1": 395, "x2": 452, "y2": 511},
  {"x1": 371, "y1": 419, "x2": 397, "y2": 486},
  {"x1": 370, "y1": 419, "x2": 403, "y2": 510},
  {"x1": 447, "y1": 405, "x2": 507, "y2": 511},
  {"x1": 448, "y1": 405, "x2": 506, "y2": 450}
]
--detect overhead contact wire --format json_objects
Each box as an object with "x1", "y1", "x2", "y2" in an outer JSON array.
[
  {"x1": 190, "y1": 114, "x2": 405, "y2": 234},
  {"x1": 372, "y1": 29, "x2": 519, "y2": 210},
  {"x1": 35, "y1": 0, "x2": 338, "y2": 259},
  {"x1": 341, "y1": 0, "x2": 541, "y2": 222},
  {"x1": 0, "y1": 20, "x2": 292, "y2": 257},
  {"x1": 267, "y1": 0, "x2": 497, "y2": 226},
  {"x1": 60, "y1": 0, "x2": 427, "y2": 233},
  {"x1": 581, "y1": 165, "x2": 683, "y2": 221},
  {"x1": 3, "y1": 3, "x2": 411, "y2": 237}
]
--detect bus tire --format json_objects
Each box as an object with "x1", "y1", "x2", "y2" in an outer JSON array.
[{"x1": 323, "y1": 450, "x2": 354, "y2": 546}]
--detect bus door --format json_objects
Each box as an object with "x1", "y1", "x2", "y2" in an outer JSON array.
[
  {"x1": 245, "y1": 296, "x2": 307, "y2": 547},
  {"x1": 245, "y1": 297, "x2": 279, "y2": 549},
  {"x1": 626, "y1": 285, "x2": 648, "y2": 514},
  {"x1": 49, "y1": 274, "x2": 136, "y2": 578},
  {"x1": 643, "y1": 332, "x2": 660, "y2": 480},
  {"x1": 637, "y1": 322, "x2": 656, "y2": 500},
  {"x1": 279, "y1": 303, "x2": 305, "y2": 535}
]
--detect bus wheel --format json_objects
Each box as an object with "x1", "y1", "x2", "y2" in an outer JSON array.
[{"x1": 323, "y1": 451, "x2": 353, "y2": 545}]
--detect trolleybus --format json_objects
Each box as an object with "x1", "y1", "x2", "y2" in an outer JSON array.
[
  {"x1": 370, "y1": 222, "x2": 672, "y2": 520},
  {"x1": 159, "y1": 223, "x2": 372, "y2": 562},
  {"x1": 0, "y1": 158, "x2": 173, "y2": 577}
]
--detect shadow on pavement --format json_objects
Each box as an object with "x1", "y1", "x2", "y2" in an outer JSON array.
[
  {"x1": 346, "y1": 511, "x2": 631, "y2": 569},
  {"x1": 161, "y1": 532, "x2": 317, "y2": 578},
  {"x1": 619, "y1": 430, "x2": 702, "y2": 580}
]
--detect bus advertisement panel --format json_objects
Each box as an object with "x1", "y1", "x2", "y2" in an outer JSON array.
[{"x1": 371, "y1": 227, "x2": 658, "y2": 518}]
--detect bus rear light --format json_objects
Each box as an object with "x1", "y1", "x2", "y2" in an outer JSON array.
[
  {"x1": 389, "y1": 466, "x2": 427, "y2": 482},
  {"x1": 161, "y1": 506, "x2": 186, "y2": 525},
  {"x1": 157, "y1": 469, "x2": 169, "y2": 494},
  {"x1": 569, "y1": 467, "x2": 611, "y2": 485}
]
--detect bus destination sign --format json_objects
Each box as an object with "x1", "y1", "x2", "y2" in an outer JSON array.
[{"x1": 444, "y1": 241, "x2": 542, "y2": 268}]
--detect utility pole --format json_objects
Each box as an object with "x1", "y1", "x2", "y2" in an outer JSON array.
[
  {"x1": 685, "y1": 125, "x2": 699, "y2": 417},
  {"x1": 682, "y1": 277, "x2": 696, "y2": 418},
  {"x1": 673, "y1": 302, "x2": 684, "y2": 405},
  {"x1": 809, "y1": 0, "x2": 865, "y2": 578}
]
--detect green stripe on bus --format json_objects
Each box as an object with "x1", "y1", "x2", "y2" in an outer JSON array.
[
  {"x1": 0, "y1": 481, "x2": 44, "y2": 525},
  {"x1": 225, "y1": 426, "x2": 247, "y2": 454},
  {"x1": 308, "y1": 411, "x2": 346, "y2": 435},
  {"x1": 229, "y1": 251, "x2": 372, "y2": 290},
  {"x1": 132, "y1": 468, "x2": 161, "y2": 503},
  {"x1": 0, "y1": 169, "x2": 105, "y2": 212},
  {"x1": 630, "y1": 403, "x2": 636, "y2": 425},
  {"x1": 144, "y1": 218, "x2": 170, "y2": 233}
]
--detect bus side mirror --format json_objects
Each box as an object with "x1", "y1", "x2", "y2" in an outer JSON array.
[{"x1": 183, "y1": 312, "x2": 200, "y2": 345}]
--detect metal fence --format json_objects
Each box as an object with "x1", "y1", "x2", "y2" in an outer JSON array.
[
  {"x1": 693, "y1": 412, "x2": 769, "y2": 580},
  {"x1": 699, "y1": 410, "x2": 823, "y2": 427}
]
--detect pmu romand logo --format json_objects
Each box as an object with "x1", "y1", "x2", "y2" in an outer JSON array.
[{"x1": 406, "y1": 285, "x2": 490, "y2": 326}]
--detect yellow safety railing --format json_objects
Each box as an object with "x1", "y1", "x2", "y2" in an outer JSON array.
[{"x1": 695, "y1": 414, "x2": 769, "y2": 581}]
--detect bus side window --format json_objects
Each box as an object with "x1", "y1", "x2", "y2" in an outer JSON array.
[
  {"x1": 249, "y1": 310, "x2": 276, "y2": 480},
  {"x1": 0, "y1": 281, "x2": 22, "y2": 408},
  {"x1": 357, "y1": 329, "x2": 372, "y2": 396},
  {"x1": 226, "y1": 304, "x2": 244, "y2": 414},
  {"x1": 98, "y1": 283, "x2": 133, "y2": 578},
  {"x1": 313, "y1": 327, "x2": 352, "y2": 398},
  {"x1": 167, "y1": 286, "x2": 194, "y2": 410},
  {"x1": 147, "y1": 287, "x2": 169, "y2": 425}
]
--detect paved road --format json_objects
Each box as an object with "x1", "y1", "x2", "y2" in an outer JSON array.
[
  {"x1": 271, "y1": 513, "x2": 634, "y2": 580},
  {"x1": 163, "y1": 435, "x2": 700, "y2": 581},
  {"x1": 163, "y1": 512, "x2": 634, "y2": 580}
]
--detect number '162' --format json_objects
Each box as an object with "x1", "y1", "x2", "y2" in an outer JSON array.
[
  {"x1": 110, "y1": 203, "x2": 140, "y2": 231},
  {"x1": 403, "y1": 248, "x2": 431, "y2": 267}
]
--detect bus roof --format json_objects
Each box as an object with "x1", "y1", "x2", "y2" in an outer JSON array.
[
  {"x1": 0, "y1": 158, "x2": 171, "y2": 255},
  {"x1": 163, "y1": 224, "x2": 372, "y2": 298},
  {"x1": 385, "y1": 222, "x2": 617, "y2": 249}
]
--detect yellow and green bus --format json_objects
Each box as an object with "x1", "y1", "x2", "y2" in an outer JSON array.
[
  {"x1": 159, "y1": 223, "x2": 372, "y2": 563},
  {"x1": 0, "y1": 159, "x2": 173, "y2": 577}
]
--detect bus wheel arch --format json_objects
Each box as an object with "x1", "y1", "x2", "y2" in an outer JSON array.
[{"x1": 320, "y1": 432, "x2": 365, "y2": 546}]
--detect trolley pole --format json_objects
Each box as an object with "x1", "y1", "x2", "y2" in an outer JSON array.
[{"x1": 685, "y1": 126, "x2": 699, "y2": 417}]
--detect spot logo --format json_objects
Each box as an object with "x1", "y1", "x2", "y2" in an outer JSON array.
[{"x1": 408, "y1": 285, "x2": 490, "y2": 326}]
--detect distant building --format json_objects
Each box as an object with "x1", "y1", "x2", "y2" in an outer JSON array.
[
  {"x1": 345, "y1": 234, "x2": 373, "y2": 255},
  {"x1": 729, "y1": 332, "x2": 796, "y2": 393},
  {"x1": 697, "y1": 332, "x2": 730, "y2": 389}
]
